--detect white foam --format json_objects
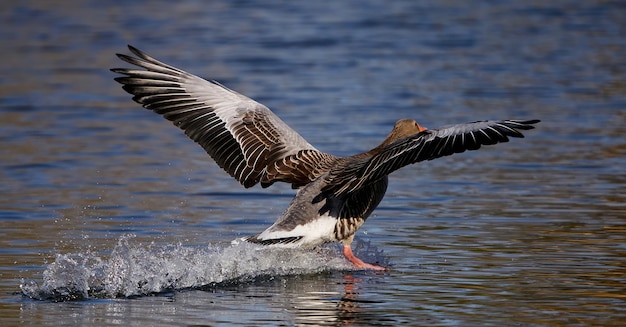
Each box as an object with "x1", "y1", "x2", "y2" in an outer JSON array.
[{"x1": 20, "y1": 234, "x2": 387, "y2": 301}]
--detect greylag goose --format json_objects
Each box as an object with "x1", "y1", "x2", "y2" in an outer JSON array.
[{"x1": 112, "y1": 45, "x2": 539, "y2": 270}]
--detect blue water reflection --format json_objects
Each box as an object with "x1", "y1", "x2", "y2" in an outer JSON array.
[{"x1": 1, "y1": 0, "x2": 625, "y2": 326}]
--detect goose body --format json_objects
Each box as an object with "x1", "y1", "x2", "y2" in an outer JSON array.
[{"x1": 112, "y1": 46, "x2": 539, "y2": 270}]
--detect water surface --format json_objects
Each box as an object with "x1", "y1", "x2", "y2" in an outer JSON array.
[{"x1": 1, "y1": 0, "x2": 625, "y2": 326}]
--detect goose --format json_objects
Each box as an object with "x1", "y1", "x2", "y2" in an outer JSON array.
[{"x1": 112, "y1": 45, "x2": 539, "y2": 270}]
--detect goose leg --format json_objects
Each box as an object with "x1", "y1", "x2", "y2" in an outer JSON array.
[{"x1": 342, "y1": 237, "x2": 389, "y2": 271}]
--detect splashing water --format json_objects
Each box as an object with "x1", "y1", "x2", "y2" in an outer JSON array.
[{"x1": 20, "y1": 234, "x2": 388, "y2": 301}]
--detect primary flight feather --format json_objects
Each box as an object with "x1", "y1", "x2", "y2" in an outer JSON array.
[{"x1": 112, "y1": 45, "x2": 539, "y2": 270}]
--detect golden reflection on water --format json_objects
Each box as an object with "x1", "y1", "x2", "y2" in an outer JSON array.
[{"x1": 2, "y1": 0, "x2": 626, "y2": 326}]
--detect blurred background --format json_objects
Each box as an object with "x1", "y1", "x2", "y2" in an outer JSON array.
[{"x1": 1, "y1": 0, "x2": 625, "y2": 326}]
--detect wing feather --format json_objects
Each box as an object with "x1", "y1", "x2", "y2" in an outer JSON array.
[
  {"x1": 112, "y1": 45, "x2": 336, "y2": 188},
  {"x1": 325, "y1": 119, "x2": 539, "y2": 197}
]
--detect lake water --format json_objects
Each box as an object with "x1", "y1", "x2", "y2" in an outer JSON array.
[{"x1": 1, "y1": 0, "x2": 625, "y2": 326}]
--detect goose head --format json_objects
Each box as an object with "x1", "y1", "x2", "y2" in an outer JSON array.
[{"x1": 370, "y1": 119, "x2": 427, "y2": 154}]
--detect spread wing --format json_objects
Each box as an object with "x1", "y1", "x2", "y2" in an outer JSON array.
[
  {"x1": 111, "y1": 45, "x2": 336, "y2": 188},
  {"x1": 324, "y1": 119, "x2": 540, "y2": 197}
]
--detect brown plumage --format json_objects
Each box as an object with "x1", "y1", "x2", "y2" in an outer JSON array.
[{"x1": 112, "y1": 45, "x2": 539, "y2": 270}]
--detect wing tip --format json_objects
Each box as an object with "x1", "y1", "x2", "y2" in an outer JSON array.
[{"x1": 508, "y1": 119, "x2": 541, "y2": 130}]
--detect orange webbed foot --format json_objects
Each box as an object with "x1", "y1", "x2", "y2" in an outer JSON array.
[{"x1": 342, "y1": 244, "x2": 390, "y2": 271}]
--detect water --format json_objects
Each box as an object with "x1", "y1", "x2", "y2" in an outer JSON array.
[{"x1": 2, "y1": 0, "x2": 625, "y2": 325}]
